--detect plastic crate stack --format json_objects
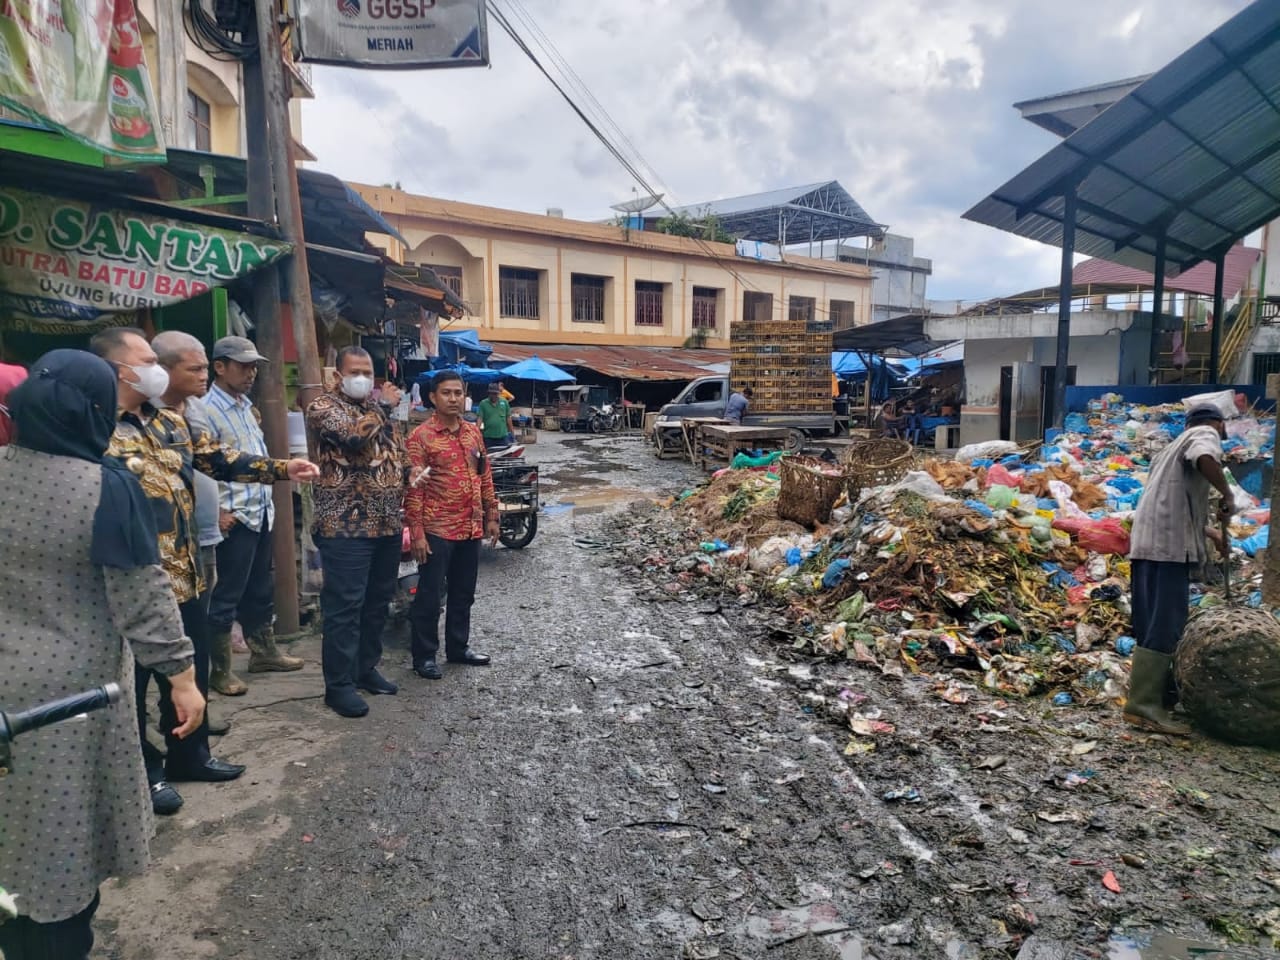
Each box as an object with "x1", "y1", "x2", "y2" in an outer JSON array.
[{"x1": 730, "y1": 319, "x2": 833, "y2": 413}]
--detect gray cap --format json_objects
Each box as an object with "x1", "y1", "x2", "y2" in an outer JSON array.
[
  {"x1": 1186, "y1": 404, "x2": 1225, "y2": 422},
  {"x1": 212, "y1": 335, "x2": 268, "y2": 363}
]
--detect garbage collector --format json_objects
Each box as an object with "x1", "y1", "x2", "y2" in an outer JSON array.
[
  {"x1": 1125, "y1": 404, "x2": 1233, "y2": 736},
  {"x1": 725, "y1": 385, "x2": 752, "y2": 424}
]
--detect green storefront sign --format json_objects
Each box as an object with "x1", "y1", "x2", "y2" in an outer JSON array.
[
  {"x1": 0, "y1": 187, "x2": 292, "y2": 332},
  {"x1": 0, "y1": 0, "x2": 165, "y2": 161}
]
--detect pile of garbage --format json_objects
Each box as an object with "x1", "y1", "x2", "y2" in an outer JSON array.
[{"x1": 650, "y1": 393, "x2": 1276, "y2": 707}]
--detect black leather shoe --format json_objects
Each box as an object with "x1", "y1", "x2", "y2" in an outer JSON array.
[
  {"x1": 151, "y1": 781, "x2": 183, "y2": 816},
  {"x1": 357, "y1": 669, "x2": 398, "y2": 695},
  {"x1": 447, "y1": 649, "x2": 490, "y2": 666},
  {"x1": 166, "y1": 757, "x2": 246, "y2": 783},
  {"x1": 325, "y1": 688, "x2": 369, "y2": 718},
  {"x1": 413, "y1": 660, "x2": 443, "y2": 680}
]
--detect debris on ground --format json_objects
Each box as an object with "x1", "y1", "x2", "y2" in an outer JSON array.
[{"x1": 639, "y1": 393, "x2": 1278, "y2": 716}]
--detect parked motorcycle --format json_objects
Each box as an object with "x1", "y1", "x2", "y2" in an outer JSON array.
[
  {"x1": 492, "y1": 456, "x2": 539, "y2": 548},
  {"x1": 589, "y1": 403, "x2": 620, "y2": 433}
]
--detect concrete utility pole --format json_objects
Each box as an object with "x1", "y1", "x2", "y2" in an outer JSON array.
[{"x1": 153, "y1": 0, "x2": 187, "y2": 147}]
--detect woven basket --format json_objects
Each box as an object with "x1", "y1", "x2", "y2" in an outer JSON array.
[
  {"x1": 778, "y1": 455, "x2": 845, "y2": 527},
  {"x1": 843, "y1": 438, "x2": 913, "y2": 501}
]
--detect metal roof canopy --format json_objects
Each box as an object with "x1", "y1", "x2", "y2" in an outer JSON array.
[
  {"x1": 964, "y1": 1, "x2": 1280, "y2": 275},
  {"x1": 831, "y1": 314, "x2": 936, "y2": 356},
  {"x1": 654, "y1": 181, "x2": 885, "y2": 244}
]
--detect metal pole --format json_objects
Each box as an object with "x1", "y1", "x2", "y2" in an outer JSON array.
[
  {"x1": 1050, "y1": 187, "x2": 1077, "y2": 431},
  {"x1": 1208, "y1": 250, "x2": 1226, "y2": 383},
  {"x1": 1147, "y1": 233, "x2": 1167, "y2": 384},
  {"x1": 244, "y1": 14, "x2": 300, "y2": 635},
  {"x1": 254, "y1": 0, "x2": 324, "y2": 415}
]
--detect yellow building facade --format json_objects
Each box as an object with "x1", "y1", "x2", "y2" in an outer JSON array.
[{"x1": 351, "y1": 185, "x2": 874, "y2": 349}]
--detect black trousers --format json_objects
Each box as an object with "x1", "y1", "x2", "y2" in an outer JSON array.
[
  {"x1": 136, "y1": 595, "x2": 211, "y2": 782},
  {"x1": 317, "y1": 534, "x2": 400, "y2": 693},
  {"x1": 0, "y1": 892, "x2": 99, "y2": 960},
  {"x1": 208, "y1": 519, "x2": 274, "y2": 634},
  {"x1": 1130, "y1": 559, "x2": 1192, "y2": 655},
  {"x1": 409, "y1": 535, "x2": 480, "y2": 666}
]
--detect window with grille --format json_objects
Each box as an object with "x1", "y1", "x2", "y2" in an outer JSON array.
[
  {"x1": 433, "y1": 265, "x2": 463, "y2": 299},
  {"x1": 571, "y1": 274, "x2": 607, "y2": 323},
  {"x1": 635, "y1": 281, "x2": 665, "y2": 327},
  {"x1": 692, "y1": 286, "x2": 720, "y2": 330},
  {"x1": 499, "y1": 267, "x2": 540, "y2": 319},
  {"x1": 187, "y1": 90, "x2": 212, "y2": 152},
  {"x1": 789, "y1": 296, "x2": 816, "y2": 323},
  {"x1": 1251, "y1": 352, "x2": 1280, "y2": 384},
  {"x1": 830, "y1": 299, "x2": 856, "y2": 329},
  {"x1": 742, "y1": 291, "x2": 773, "y2": 323}
]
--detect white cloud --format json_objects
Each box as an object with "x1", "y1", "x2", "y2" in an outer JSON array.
[{"x1": 301, "y1": 0, "x2": 1252, "y2": 302}]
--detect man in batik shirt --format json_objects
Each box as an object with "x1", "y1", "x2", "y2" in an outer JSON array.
[{"x1": 405, "y1": 370, "x2": 499, "y2": 681}]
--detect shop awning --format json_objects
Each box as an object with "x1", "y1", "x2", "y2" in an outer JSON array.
[
  {"x1": 831, "y1": 315, "x2": 935, "y2": 356},
  {"x1": 386, "y1": 264, "x2": 466, "y2": 317}
]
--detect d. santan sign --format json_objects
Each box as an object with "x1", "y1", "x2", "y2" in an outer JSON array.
[{"x1": 0, "y1": 187, "x2": 290, "y2": 326}]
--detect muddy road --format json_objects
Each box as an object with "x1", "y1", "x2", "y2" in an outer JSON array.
[{"x1": 96, "y1": 434, "x2": 1280, "y2": 960}]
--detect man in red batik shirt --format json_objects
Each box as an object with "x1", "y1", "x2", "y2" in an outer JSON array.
[{"x1": 404, "y1": 370, "x2": 499, "y2": 679}]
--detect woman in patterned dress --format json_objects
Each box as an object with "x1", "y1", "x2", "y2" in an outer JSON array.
[{"x1": 0, "y1": 350, "x2": 203, "y2": 959}]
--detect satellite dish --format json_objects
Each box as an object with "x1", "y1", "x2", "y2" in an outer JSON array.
[{"x1": 610, "y1": 193, "x2": 664, "y2": 214}]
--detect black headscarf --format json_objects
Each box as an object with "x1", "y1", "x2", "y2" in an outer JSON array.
[{"x1": 7, "y1": 349, "x2": 160, "y2": 569}]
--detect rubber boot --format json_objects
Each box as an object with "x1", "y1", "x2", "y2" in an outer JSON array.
[
  {"x1": 207, "y1": 706, "x2": 230, "y2": 736},
  {"x1": 209, "y1": 629, "x2": 249, "y2": 696},
  {"x1": 246, "y1": 625, "x2": 304, "y2": 673},
  {"x1": 1123, "y1": 647, "x2": 1191, "y2": 736}
]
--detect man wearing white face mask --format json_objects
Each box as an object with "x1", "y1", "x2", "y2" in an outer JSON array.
[
  {"x1": 90, "y1": 327, "x2": 319, "y2": 812},
  {"x1": 305, "y1": 346, "x2": 409, "y2": 718}
]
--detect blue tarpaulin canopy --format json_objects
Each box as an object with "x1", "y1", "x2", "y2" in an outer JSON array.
[
  {"x1": 501, "y1": 355, "x2": 575, "y2": 383},
  {"x1": 416, "y1": 363, "x2": 503, "y2": 386}
]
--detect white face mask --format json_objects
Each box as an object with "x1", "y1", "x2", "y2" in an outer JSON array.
[
  {"x1": 341, "y1": 374, "x2": 374, "y2": 401},
  {"x1": 124, "y1": 362, "x2": 170, "y2": 401}
]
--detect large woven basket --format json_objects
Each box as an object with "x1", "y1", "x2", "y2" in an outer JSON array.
[
  {"x1": 778, "y1": 455, "x2": 846, "y2": 527},
  {"x1": 843, "y1": 438, "x2": 913, "y2": 501}
]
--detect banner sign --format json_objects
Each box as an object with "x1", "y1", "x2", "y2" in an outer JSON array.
[
  {"x1": 0, "y1": 187, "x2": 291, "y2": 331},
  {"x1": 295, "y1": 0, "x2": 488, "y2": 69},
  {"x1": 0, "y1": 0, "x2": 166, "y2": 161}
]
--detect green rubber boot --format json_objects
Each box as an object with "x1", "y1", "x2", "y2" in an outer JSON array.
[{"x1": 1123, "y1": 647, "x2": 1191, "y2": 737}]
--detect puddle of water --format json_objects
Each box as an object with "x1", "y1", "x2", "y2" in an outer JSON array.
[{"x1": 1107, "y1": 933, "x2": 1236, "y2": 959}]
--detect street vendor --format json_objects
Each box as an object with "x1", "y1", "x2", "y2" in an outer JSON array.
[{"x1": 1125, "y1": 404, "x2": 1233, "y2": 736}]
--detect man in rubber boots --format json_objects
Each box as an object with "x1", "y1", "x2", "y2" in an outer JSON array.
[
  {"x1": 1125, "y1": 404, "x2": 1233, "y2": 736},
  {"x1": 203, "y1": 336, "x2": 304, "y2": 695},
  {"x1": 405, "y1": 370, "x2": 498, "y2": 680}
]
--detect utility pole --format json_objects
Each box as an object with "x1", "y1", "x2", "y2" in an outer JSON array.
[
  {"x1": 252, "y1": 0, "x2": 325, "y2": 413},
  {"x1": 243, "y1": 13, "x2": 301, "y2": 635}
]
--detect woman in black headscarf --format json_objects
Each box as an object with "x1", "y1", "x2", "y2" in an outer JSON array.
[{"x1": 0, "y1": 349, "x2": 203, "y2": 960}]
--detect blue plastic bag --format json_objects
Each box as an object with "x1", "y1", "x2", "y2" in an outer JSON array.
[
  {"x1": 1114, "y1": 636, "x2": 1136, "y2": 657},
  {"x1": 964, "y1": 499, "x2": 995, "y2": 518},
  {"x1": 821, "y1": 558, "x2": 851, "y2": 589}
]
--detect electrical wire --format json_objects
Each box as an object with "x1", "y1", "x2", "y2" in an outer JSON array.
[
  {"x1": 485, "y1": 0, "x2": 763, "y2": 293},
  {"x1": 185, "y1": 0, "x2": 258, "y2": 61}
]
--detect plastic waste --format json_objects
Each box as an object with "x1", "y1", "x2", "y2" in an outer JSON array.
[
  {"x1": 984, "y1": 464, "x2": 1021, "y2": 489},
  {"x1": 821, "y1": 558, "x2": 851, "y2": 589},
  {"x1": 984, "y1": 485, "x2": 1017, "y2": 511},
  {"x1": 731, "y1": 450, "x2": 785, "y2": 469},
  {"x1": 1115, "y1": 636, "x2": 1136, "y2": 656},
  {"x1": 1052, "y1": 692, "x2": 1073, "y2": 706},
  {"x1": 1237, "y1": 528, "x2": 1269, "y2": 557},
  {"x1": 1052, "y1": 516, "x2": 1130, "y2": 556},
  {"x1": 700, "y1": 540, "x2": 730, "y2": 553},
  {"x1": 955, "y1": 440, "x2": 1020, "y2": 464}
]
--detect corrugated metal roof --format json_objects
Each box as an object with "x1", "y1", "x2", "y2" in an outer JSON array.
[
  {"x1": 1071, "y1": 243, "x2": 1261, "y2": 298},
  {"x1": 486, "y1": 342, "x2": 728, "y2": 382},
  {"x1": 650, "y1": 181, "x2": 884, "y2": 244},
  {"x1": 964, "y1": 0, "x2": 1280, "y2": 275}
]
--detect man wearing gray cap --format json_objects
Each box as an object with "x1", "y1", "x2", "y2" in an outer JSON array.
[
  {"x1": 204, "y1": 335, "x2": 303, "y2": 694},
  {"x1": 1125, "y1": 404, "x2": 1233, "y2": 736}
]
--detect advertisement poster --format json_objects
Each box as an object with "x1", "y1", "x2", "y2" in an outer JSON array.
[
  {"x1": 0, "y1": 187, "x2": 292, "y2": 331},
  {"x1": 295, "y1": 0, "x2": 487, "y2": 69},
  {"x1": 0, "y1": 0, "x2": 166, "y2": 161}
]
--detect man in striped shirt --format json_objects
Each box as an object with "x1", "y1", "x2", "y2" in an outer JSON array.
[{"x1": 204, "y1": 336, "x2": 303, "y2": 694}]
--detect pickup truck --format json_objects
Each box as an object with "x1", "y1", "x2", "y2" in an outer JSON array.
[{"x1": 653, "y1": 375, "x2": 835, "y2": 454}]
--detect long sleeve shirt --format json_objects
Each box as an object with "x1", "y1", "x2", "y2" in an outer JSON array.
[
  {"x1": 305, "y1": 389, "x2": 409, "y2": 539},
  {"x1": 202, "y1": 384, "x2": 275, "y2": 532},
  {"x1": 404, "y1": 415, "x2": 498, "y2": 542},
  {"x1": 104, "y1": 403, "x2": 289, "y2": 603}
]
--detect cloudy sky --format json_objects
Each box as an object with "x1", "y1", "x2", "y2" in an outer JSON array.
[{"x1": 300, "y1": 0, "x2": 1250, "y2": 303}]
